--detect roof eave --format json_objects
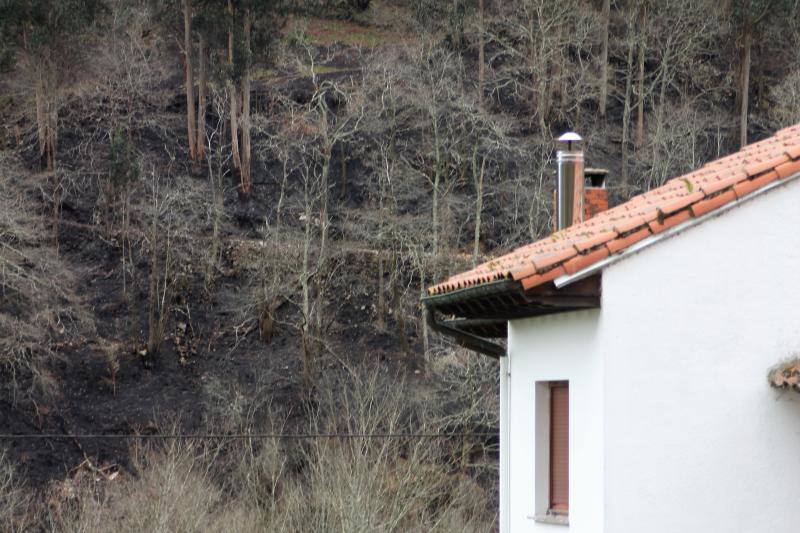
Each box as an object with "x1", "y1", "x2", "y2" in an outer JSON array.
[{"x1": 422, "y1": 275, "x2": 601, "y2": 357}]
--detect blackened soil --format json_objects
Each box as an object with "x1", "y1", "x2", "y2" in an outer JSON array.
[{"x1": 3, "y1": 174, "x2": 423, "y2": 489}]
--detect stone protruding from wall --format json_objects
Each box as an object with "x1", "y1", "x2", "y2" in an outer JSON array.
[{"x1": 768, "y1": 359, "x2": 800, "y2": 391}]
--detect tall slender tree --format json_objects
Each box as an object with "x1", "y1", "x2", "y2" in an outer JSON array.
[
  {"x1": 240, "y1": 5, "x2": 252, "y2": 193},
  {"x1": 598, "y1": 0, "x2": 610, "y2": 118},
  {"x1": 730, "y1": 0, "x2": 791, "y2": 147},
  {"x1": 634, "y1": 0, "x2": 647, "y2": 148},
  {"x1": 183, "y1": 0, "x2": 197, "y2": 161},
  {"x1": 227, "y1": 0, "x2": 242, "y2": 177},
  {"x1": 222, "y1": 0, "x2": 290, "y2": 197},
  {"x1": 477, "y1": 0, "x2": 485, "y2": 108},
  {"x1": 196, "y1": 30, "x2": 208, "y2": 161}
]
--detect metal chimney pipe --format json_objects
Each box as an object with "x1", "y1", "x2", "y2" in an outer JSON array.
[{"x1": 556, "y1": 132, "x2": 585, "y2": 230}]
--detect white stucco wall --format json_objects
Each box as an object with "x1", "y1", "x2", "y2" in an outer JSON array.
[
  {"x1": 504, "y1": 177, "x2": 800, "y2": 532},
  {"x1": 506, "y1": 310, "x2": 606, "y2": 533}
]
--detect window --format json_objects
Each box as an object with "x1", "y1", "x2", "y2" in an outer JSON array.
[
  {"x1": 534, "y1": 380, "x2": 569, "y2": 523},
  {"x1": 549, "y1": 382, "x2": 569, "y2": 515}
]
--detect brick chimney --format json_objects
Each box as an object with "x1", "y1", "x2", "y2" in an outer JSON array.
[{"x1": 584, "y1": 168, "x2": 609, "y2": 220}]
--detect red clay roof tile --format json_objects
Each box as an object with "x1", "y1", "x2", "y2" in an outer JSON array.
[
  {"x1": 563, "y1": 247, "x2": 609, "y2": 275},
  {"x1": 606, "y1": 227, "x2": 651, "y2": 254},
  {"x1": 658, "y1": 191, "x2": 706, "y2": 215},
  {"x1": 520, "y1": 265, "x2": 567, "y2": 290},
  {"x1": 776, "y1": 159, "x2": 800, "y2": 179},
  {"x1": 745, "y1": 155, "x2": 789, "y2": 177},
  {"x1": 690, "y1": 190, "x2": 738, "y2": 218},
  {"x1": 573, "y1": 230, "x2": 618, "y2": 252},
  {"x1": 697, "y1": 171, "x2": 748, "y2": 196},
  {"x1": 612, "y1": 214, "x2": 650, "y2": 234},
  {"x1": 733, "y1": 170, "x2": 779, "y2": 198},
  {"x1": 426, "y1": 125, "x2": 800, "y2": 296},
  {"x1": 534, "y1": 247, "x2": 578, "y2": 271},
  {"x1": 785, "y1": 145, "x2": 800, "y2": 159},
  {"x1": 648, "y1": 209, "x2": 693, "y2": 234}
]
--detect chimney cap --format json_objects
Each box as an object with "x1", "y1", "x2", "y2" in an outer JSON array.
[{"x1": 558, "y1": 132, "x2": 582, "y2": 143}]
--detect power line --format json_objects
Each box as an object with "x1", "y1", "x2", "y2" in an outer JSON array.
[{"x1": 0, "y1": 432, "x2": 497, "y2": 440}]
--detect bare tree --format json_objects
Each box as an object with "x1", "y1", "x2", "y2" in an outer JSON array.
[
  {"x1": 598, "y1": 0, "x2": 611, "y2": 118},
  {"x1": 203, "y1": 90, "x2": 231, "y2": 289},
  {"x1": 644, "y1": 0, "x2": 720, "y2": 184},
  {"x1": 1, "y1": 1, "x2": 101, "y2": 171},
  {"x1": 477, "y1": 0, "x2": 486, "y2": 107},
  {"x1": 301, "y1": 54, "x2": 365, "y2": 337},
  {"x1": 145, "y1": 170, "x2": 174, "y2": 357},
  {"x1": 634, "y1": 1, "x2": 647, "y2": 149},
  {"x1": 183, "y1": 0, "x2": 197, "y2": 162},
  {"x1": 730, "y1": 0, "x2": 792, "y2": 147},
  {"x1": 620, "y1": 6, "x2": 637, "y2": 185},
  {"x1": 401, "y1": 41, "x2": 466, "y2": 263},
  {"x1": 196, "y1": 31, "x2": 208, "y2": 162},
  {"x1": 489, "y1": 0, "x2": 595, "y2": 132},
  {"x1": 240, "y1": 7, "x2": 253, "y2": 194},
  {"x1": 227, "y1": 0, "x2": 242, "y2": 178}
]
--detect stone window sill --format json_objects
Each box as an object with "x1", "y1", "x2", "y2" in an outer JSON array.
[{"x1": 530, "y1": 513, "x2": 569, "y2": 526}]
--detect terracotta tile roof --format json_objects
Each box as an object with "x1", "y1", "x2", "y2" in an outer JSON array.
[{"x1": 428, "y1": 123, "x2": 800, "y2": 296}]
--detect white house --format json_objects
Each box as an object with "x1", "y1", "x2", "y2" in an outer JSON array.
[{"x1": 423, "y1": 125, "x2": 800, "y2": 533}]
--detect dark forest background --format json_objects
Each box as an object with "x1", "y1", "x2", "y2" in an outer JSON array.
[{"x1": 1, "y1": 0, "x2": 799, "y2": 530}]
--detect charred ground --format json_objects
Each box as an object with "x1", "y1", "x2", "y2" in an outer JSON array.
[{"x1": 1, "y1": 1, "x2": 799, "y2": 529}]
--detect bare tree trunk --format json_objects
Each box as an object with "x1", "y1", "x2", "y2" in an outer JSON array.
[
  {"x1": 301, "y1": 187, "x2": 312, "y2": 328},
  {"x1": 314, "y1": 148, "x2": 331, "y2": 333},
  {"x1": 276, "y1": 157, "x2": 288, "y2": 223},
  {"x1": 536, "y1": 60, "x2": 549, "y2": 133},
  {"x1": 339, "y1": 143, "x2": 347, "y2": 199},
  {"x1": 35, "y1": 80, "x2": 46, "y2": 164},
  {"x1": 121, "y1": 188, "x2": 130, "y2": 301},
  {"x1": 478, "y1": 0, "x2": 485, "y2": 107},
  {"x1": 196, "y1": 33, "x2": 207, "y2": 162},
  {"x1": 417, "y1": 257, "x2": 428, "y2": 356},
  {"x1": 147, "y1": 192, "x2": 160, "y2": 355},
  {"x1": 23, "y1": 27, "x2": 56, "y2": 171},
  {"x1": 376, "y1": 147, "x2": 390, "y2": 329},
  {"x1": 634, "y1": 3, "x2": 646, "y2": 149},
  {"x1": 240, "y1": 8, "x2": 252, "y2": 196},
  {"x1": 599, "y1": 0, "x2": 610, "y2": 118},
  {"x1": 546, "y1": 26, "x2": 563, "y2": 123},
  {"x1": 377, "y1": 254, "x2": 385, "y2": 329},
  {"x1": 300, "y1": 168, "x2": 314, "y2": 392},
  {"x1": 621, "y1": 23, "x2": 635, "y2": 186},
  {"x1": 183, "y1": 0, "x2": 197, "y2": 162},
  {"x1": 472, "y1": 150, "x2": 485, "y2": 267},
  {"x1": 391, "y1": 263, "x2": 410, "y2": 355},
  {"x1": 35, "y1": 68, "x2": 56, "y2": 171},
  {"x1": 34, "y1": 55, "x2": 59, "y2": 244},
  {"x1": 739, "y1": 22, "x2": 752, "y2": 148},
  {"x1": 228, "y1": 0, "x2": 241, "y2": 174},
  {"x1": 46, "y1": 91, "x2": 57, "y2": 171},
  {"x1": 204, "y1": 121, "x2": 223, "y2": 288},
  {"x1": 34, "y1": 61, "x2": 48, "y2": 167},
  {"x1": 431, "y1": 115, "x2": 441, "y2": 262},
  {"x1": 650, "y1": 51, "x2": 670, "y2": 185},
  {"x1": 52, "y1": 174, "x2": 61, "y2": 251}
]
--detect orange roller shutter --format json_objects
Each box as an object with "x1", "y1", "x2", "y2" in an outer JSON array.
[{"x1": 550, "y1": 383, "x2": 569, "y2": 514}]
